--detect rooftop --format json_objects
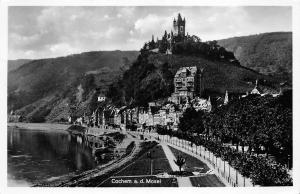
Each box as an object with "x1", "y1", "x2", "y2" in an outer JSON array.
[{"x1": 175, "y1": 66, "x2": 197, "y2": 78}]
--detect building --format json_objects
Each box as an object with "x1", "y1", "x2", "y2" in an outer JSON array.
[
  {"x1": 191, "y1": 97, "x2": 212, "y2": 112},
  {"x1": 172, "y1": 66, "x2": 198, "y2": 103},
  {"x1": 168, "y1": 13, "x2": 186, "y2": 52},
  {"x1": 8, "y1": 111, "x2": 22, "y2": 123},
  {"x1": 246, "y1": 79, "x2": 282, "y2": 98},
  {"x1": 250, "y1": 80, "x2": 262, "y2": 95},
  {"x1": 172, "y1": 13, "x2": 186, "y2": 41},
  {"x1": 143, "y1": 13, "x2": 187, "y2": 54},
  {"x1": 98, "y1": 94, "x2": 106, "y2": 102}
]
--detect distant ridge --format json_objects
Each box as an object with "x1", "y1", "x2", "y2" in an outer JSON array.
[
  {"x1": 8, "y1": 59, "x2": 32, "y2": 72},
  {"x1": 8, "y1": 50, "x2": 139, "y2": 122},
  {"x1": 218, "y1": 32, "x2": 292, "y2": 81}
]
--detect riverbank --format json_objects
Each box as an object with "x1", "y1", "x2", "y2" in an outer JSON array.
[
  {"x1": 7, "y1": 122, "x2": 71, "y2": 131},
  {"x1": 8, "y1": 123, "x2": 160, "y2": 187},
  {"x1": 25, "y1": 124, "x2": 138, "y2": 186},
  {"x1": 35, "y1": 140, "x2": 160, "y2": 186}
]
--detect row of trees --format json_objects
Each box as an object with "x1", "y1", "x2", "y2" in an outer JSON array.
[
  {"x1": 203, "y1": 92, "x2": 292, "y2": 164},
  {"x1": 157, "y1": 91, "x2": 292, "y2": 186},
  {"x1": 172, "y1": 39, "x2": 237, "y2": 63},
  {"x1": 195, "y1": 136, "x2": 292, "y2": 186}
]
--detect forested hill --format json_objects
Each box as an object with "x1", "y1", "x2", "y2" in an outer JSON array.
[
  {"x1": 107, "y1": 51, "x2": 281, "y2": 107},
  {"x1": 8, "y1": 59, "x2": 32, "y2": 72},
  {"x1": 8, "y1": 32, "x2": 291, "y2": 122},
  {"x1": 8, "y1": 50, "x2": 139, "y2": 122},
  {"x1": 218, "y1": 32, "x2": 292, "y2": 81}
]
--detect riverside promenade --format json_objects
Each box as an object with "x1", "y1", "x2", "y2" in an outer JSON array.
[
  {"x1": 127, "y1": 131, "x2": 225, "y2": 187},
  {"x1": 129, "y1": 131, "x2": 253, "y2": 187},
  {"x1": 160, "y1": 142, "x2": 193, "y2": 187}
]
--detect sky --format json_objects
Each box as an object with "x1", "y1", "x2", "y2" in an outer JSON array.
[{"x1": 8, "y1": 6, "x2": 292, "y2": 60}]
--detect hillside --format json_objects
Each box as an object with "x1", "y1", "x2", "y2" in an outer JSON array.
[
  {"x1": 8, "y1": 59, "x2": 32, "y2": 72},
  {"x1": 8, "y1": 32, "x2": 292, "y2": 122},
  {"x1": 218, "y1": 32, "x2": 292, "y2": 81},
  {"x1": 8, "y1": 50, "x2": 139, "y2": 122},
  {"x1": 107, "y1": 52, "x2": 281, "y2": 107}
]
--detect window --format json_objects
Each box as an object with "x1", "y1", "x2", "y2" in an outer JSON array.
[
  {"x1": 187, "y1": 77, "x2": 194, "y2": 82},
  {"x1": 180, "y1": 26, "x2": 183, "y2": 32}
]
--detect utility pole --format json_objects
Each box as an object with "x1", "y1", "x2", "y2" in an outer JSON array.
[{"x1": 147, "y1": 151, "x2": 154, "y2": 175}]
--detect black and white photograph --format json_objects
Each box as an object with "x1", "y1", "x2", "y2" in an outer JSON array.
[{"x1": 1, "y1": 1, "x2": 299, "y2": 193}]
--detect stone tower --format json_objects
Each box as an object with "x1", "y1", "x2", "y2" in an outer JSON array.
[{"x1": 173, "y1": 13, "x2": 186, "y2": 38}]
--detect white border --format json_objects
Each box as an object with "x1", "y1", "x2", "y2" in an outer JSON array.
[{"x1": 1, "y1": 1, "x2": 299, "y2": 194}]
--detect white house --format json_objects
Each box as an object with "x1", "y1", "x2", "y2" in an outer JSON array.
[{"x1": 98, "y1": 94, "x2": 106, "y2": 102}]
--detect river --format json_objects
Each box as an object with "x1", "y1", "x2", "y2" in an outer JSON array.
[{"x1": 7, "y1": 125, "x2": 108, "y2": 186}]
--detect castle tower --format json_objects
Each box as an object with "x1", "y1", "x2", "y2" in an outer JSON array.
[{"x1": 173, "y1": 13, "x2": 186, "y2": 38}]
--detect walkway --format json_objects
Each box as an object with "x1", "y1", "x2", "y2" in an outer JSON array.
[
  {"x1": 165, "y1": 140, "x2": 230, "y2": 187},
  {"x1": 160, "y1": 142, "x2": 192, "y2": 187}
]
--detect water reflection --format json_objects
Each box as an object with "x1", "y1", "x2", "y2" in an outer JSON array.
[{"x1": 7, "y1": 127, "x2": 111, "y2": 186}]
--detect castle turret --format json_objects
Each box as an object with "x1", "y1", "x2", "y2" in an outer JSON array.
[
  {"x1": 173, "y1": 13, "x2": 186, "y2": 38},
  {"x1": 178, "y1": 13, "x2": 183, "y2": 22}
]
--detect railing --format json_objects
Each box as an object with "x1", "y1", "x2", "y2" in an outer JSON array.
[{"x1": 159, "y1": 134, "x2": 254, "y2": 187}]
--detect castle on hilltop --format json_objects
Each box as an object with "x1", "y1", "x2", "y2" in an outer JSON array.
[{"x1": 143, "y1": 13, "x2": 188, "y2": 54}]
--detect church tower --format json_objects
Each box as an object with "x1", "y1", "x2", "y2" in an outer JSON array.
[
  {"x1": 173, "y1": 13, "x2": 186, "y2": 38},
  {"x1": 224, "y1": 90, "x2": 229, "y2": 105}
]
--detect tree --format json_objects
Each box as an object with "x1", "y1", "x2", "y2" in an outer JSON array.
[
  {"x1": 159, "y1": 31, "x2": 169, "y2": 53},
  {"x1": 179, "y1": 107, "x2": 206, "y2": 134},
  {"x1": 174, "y1": 155, "x2": 186, "y2": 173}
]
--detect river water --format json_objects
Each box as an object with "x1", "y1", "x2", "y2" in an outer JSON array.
[{"x1": 7, "y1": 126, "x2": 103, "y2": 186}]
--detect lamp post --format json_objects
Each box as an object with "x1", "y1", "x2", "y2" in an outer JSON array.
[{"x1": 147, "y1": 150, "x2": 155, "y2": 175}]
